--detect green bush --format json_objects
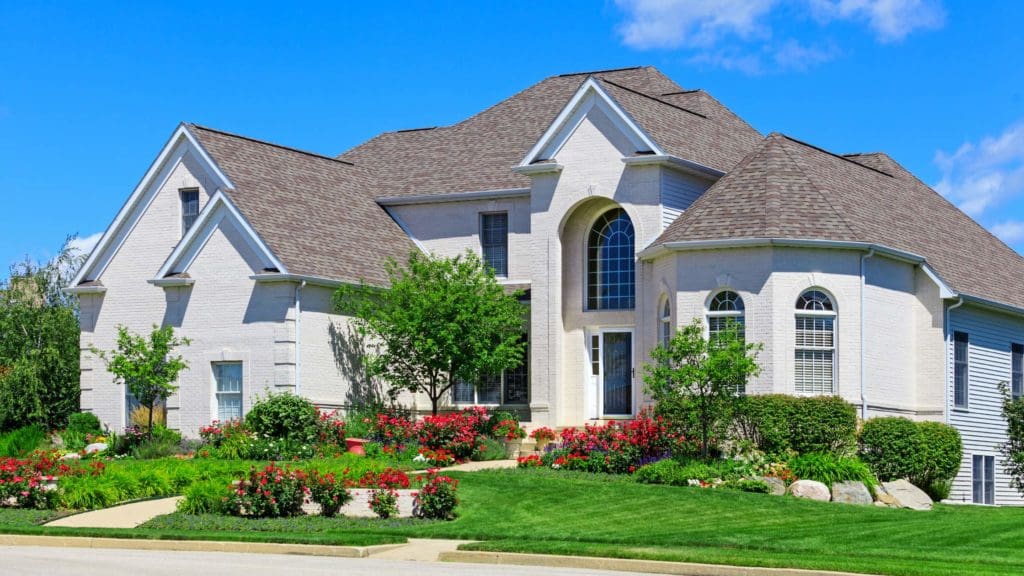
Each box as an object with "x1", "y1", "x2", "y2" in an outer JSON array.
[
  {"x1": 472, "y1": 437, "x2": 510, "y2": 461},
  {"x1": 178, "y1": 480, "x2": 227, "y2": 515},
  {"x1": 635, "y1": 459, "x2": 687, "y2": 486},
  {"x1": 635, "y1": 458, "x2": 752, "y2": 486},
  {"x1": 788, "y1": 453, "x2": 876, "y2": 489},
  {"x1": 858, "y1": 417, "x2": 961, "y2": 492},
  {"x1": 66, "y1": 412, "x2": 102, "y2": 435},
  {"x1": 245, "y1": 393, "x2": 320, "y2": 443},
  {"x1": 720, "y1": 479, "x2": 771, "y2": 493},
  {"x1": 734, "y1": 395, "x2": 857, "y2": 456},
  {"x1": 0, "y1": 425, "x2": 46, "y2": 457}
]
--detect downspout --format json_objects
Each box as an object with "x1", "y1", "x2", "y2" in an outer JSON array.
[
  {"x1": 944, "y1": 296, "x2": 964, "y2": 424},
  {"x1": 860, "y1": 248, "x2": 875, "y2": 421},
  {"x1": 295, "y1": 280, "x2": 307, "y2": 396}
]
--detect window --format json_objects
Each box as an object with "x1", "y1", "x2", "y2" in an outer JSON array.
[
  {"x1": 659, "y1": 298, "x2": 671, "y2": 348},
  {"x1": 481, "y1": 212, "x2": 508, "y2": 277},
  {"x1": 954, "y1": 331, "x2": 969, "y2": 408},
  {"x1": 586, "y1": 208, "x2": 635, "y2": 310},
  {"x1": 213, "y1": 363, "x2": 243, "y2": 421},
  {"x1": 973, "y1": 455, "x2": 995, "y2": 505},
  {"x1": 1013, "y1": 343, "x2": 1023, "y2": 400},
  {"x1": 794, "y1": 289, "x2": 835, "y2": 395},
  {"x1": 708, "y1": 290, "x2": 745, "y2": 343},
  {"x1": 454, "y1": 334, "x2": 529, "y2": 405},
  {"x1": 180, "y1": 189, "x2": 200, "y2": 234}
]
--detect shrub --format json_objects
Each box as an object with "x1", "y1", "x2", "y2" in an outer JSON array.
[
  {"x1": 471, "y1": 437, "x2": 508, "y2": 461},
  {"x1": 418, "y1": 408, "x2": 489, "y2": 459},
  {"x1": 245, "y1": 393, "x2": 320, "y2": 443},
  {"x1": 66, "y1": 412, "x2": 102, "y2": 435},
  {"x1": 859, "y1": 417, "x2": 961, "y2": 491},
  {"x1": 414, "y1": 471, "x2": 459, "y2": 520},
  {"x1": 517, "y1": 454, "x2": 543, "y2": 468},
  {"x1": 198, "y1": 420, "x2": 248, "y2": 448},
  {"x1": 925, "y1": 479, "x2": 953, "y2": 502},
  {"x1": 788, "y1": 453, "x2": 876, "y2": 489},
  {"x1": 307, "y1": 470, "x2": 352, "y2": 518},
  {"x1": 357, "y1": 468, "x2": 410, "y2": 489},
  {"x1": 224, "y1": 463, "x2": 308, "y2": 518},
  {"x1": 720, "y1": 478, "x2": 772, "y2": 493},
  {"x1": 491, "y1": 418, "x2": 526, "y2": 441},
  {"x1": 131, "y1": 426, "x2": 182, "y2": 459},
  {"x1": 178, "y1": 480, "x2": 226, "y2": 515},
  {"x1": 369, "y1": 487, "x2": 399, "y2": 518},
  {"x1": 734, "y1": 395, "x2": 857, "y2": 456},
  {"x1": 553, "y1": 411, "x2": 678, "y2": 474},
  {"x1": 111, "y1": 426, "x2": 148, "y2": 456},
  {"x1": 418, "y1": 446, "x2": 456, "y2": 466},
  {"x1": 0, "y1": 455, "x2": 58, "y2": 509},
  {"x1": 635, "y1": 459, "x2": 687, "y2": 486},
  {"x1": 0, "y1": 425, "x2": 46, "y2": 457},
  {"x1": 317, "y1": 411, "x2": 347, "y2": 450},
  {"x1": 371, "y1": 412, "x2": 417, "y2": 448}
]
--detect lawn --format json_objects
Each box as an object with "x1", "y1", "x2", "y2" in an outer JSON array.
[{"x1": 4, "y1": 467, "x2": 1024, "y2": 575}]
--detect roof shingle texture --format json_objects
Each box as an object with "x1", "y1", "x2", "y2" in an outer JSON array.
[
  {"x1": 659, "y1": 134, "x2": 1024, "y2": 309},
  {"x1": 338, "y1": 66, "x2": 762, "y2": 197},
  {"x1": 187, "y1": 125, "x2": 416, "y2": 286}
]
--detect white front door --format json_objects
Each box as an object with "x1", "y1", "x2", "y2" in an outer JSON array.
[{"x1": 587, "y1": 329, "x2": 634, "y2": 418}]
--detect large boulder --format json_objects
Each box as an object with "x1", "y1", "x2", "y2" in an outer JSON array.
[
  {"x1": 788, "y1": 479, "x2": 831, "y2": 502},
  {"x1": 754, "y1": 476, "x2": 786, "y2": 496},
  {"x1": 881, "y1": 479, "x2": 933, "y2": 511},
  {"x1": 831, "y1": 481, "x2": 873, "y2": 505},
  {"x1": 84, "y1": 442, "x2": 108, "y2": 455}
]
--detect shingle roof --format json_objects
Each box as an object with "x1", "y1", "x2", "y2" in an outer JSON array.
[
  {"x1": 186, "y1": 124, "x2": 416, "y2": 286},
  {"x1": 657, "y1": 133, "x2": 1024, "y2": 310},
  {"x1": 339, "y1": 66, "x2": 762, "y2": 197}
]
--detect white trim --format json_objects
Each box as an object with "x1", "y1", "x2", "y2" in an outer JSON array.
[
  {"x1": 70, "y1": 124, "x2": 234, "y2": 287},
  {"x1": 594, "y1": 327, "x2": 635, "y2": 419},
  {"x1": 63, "y1": 285, "x2": 107, "y2": 295},
  {"x1": 250, "y1": 273, "x2": 348, "y2": 288},
  {"x1": 147, "y1": 277, "x2": 195, "y2": 287},
  {"x1": 518, "y1": 78, "x2": 663, "y2": 167},
  {"x1": 622, "y1": 155, "x2": 724, "y2": 179},
  {"x1": 511, "y1": 163, "x2": 564, "y2": 176},
  {"x1": 381, "y1": 206, "x2": 428, "y2": 254},
  {"x1": 377, "y1": 188, "x2": 530, "y2": 206},
  {"x1": 154, "y1": 189, "x2": 285, "y2": 279}
]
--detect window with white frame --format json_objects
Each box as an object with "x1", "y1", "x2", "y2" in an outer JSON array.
[
  {"x1": 794, "y1": 289, "x2": 835, "y2": 395},
  {"x1": 481, "y1": 212, "x2": 508, "y2": 277},
  {"x1": 213, "y1": 362, "x2": 243, "y2": 421},
  {"x1": 453, "y1": 334, "x2": 529, "y2": 405},
  {"x1": 973, "y1": 454, "x2": 995, "y2": 504},
  {"x1": 659, "y1": 298, "x2": 671, "y2": 348},
  {"x1": 180, "y1": 188, "x2": 200, "y2": 234},
  {"x1": 1012, "y1": 343, "x2": 1023, "y2": 400},
  {"x1": 707, "y1": 290, "x2": 745, "y2": 343},
  {"x1": 954, "y1": 331, "x2": 969, "y2": 408},
  {"x1": 586, "y1": 208, "x2": 635, "y2": 310}
]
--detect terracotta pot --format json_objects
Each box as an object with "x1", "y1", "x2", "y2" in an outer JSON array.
[{"x1": 346, "y1": 438, "x2": 368, "y2": 456}]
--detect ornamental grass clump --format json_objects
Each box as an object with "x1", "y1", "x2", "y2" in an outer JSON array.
[
  {"x1": 224, "y1": 463, "x2": 308, "y2": 519},
  {"x1": 414, "y1": 470, "x2": 459, "y2": 520}
]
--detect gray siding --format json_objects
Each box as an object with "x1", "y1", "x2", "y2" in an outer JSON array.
[
  {"x1": 948, "y1": 304, "x2": 1024, "y2": 505},
  {"x1": 660, "y1": 169, "x2": 711, "y2": 229}
]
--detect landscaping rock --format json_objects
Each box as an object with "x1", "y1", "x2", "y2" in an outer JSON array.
[
  {"x1": 84, "y1": 442, "x2": 108, "y2": 455},
  {"x1": 831, "y1": 481, "x2": 873, "y2": 505},
  {"x1": 881, "y1": 479, "x2": 933, "y2": 511},
  {"x1": 61, "y1": 453, "x2": 81, "y2": 461},
  {"x1": 754, "y1": 476, "x2": 786, "y2": 496},
  {"x1": 788, "y1": 479, "x2": 831, "y2": 502}
]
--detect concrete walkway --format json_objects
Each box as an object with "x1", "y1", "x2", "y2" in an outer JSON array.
[
  {"x1": 414, "y1": 459, "x2": 517, "y2": 474},
  {"x1": 46, "y1": 497, "x2": 184, "y2": 528},
  {"x1": 368, "y1": 538, "x2": 476, "y2": 562}
]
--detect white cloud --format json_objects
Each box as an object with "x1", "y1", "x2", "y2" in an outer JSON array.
[
  {"x1": 615, "y1": 0, "x2": 944, "y2": 73},
  {"x1": 811, "y1": 0, "x2": 946, "y2": 43},
  {"x1": 67, "y1": 232, "x2": 102, "y2": 259},
  {"x1": 991, "y1": 220, "x2": 1024, "y2": 245},
  {"x1": 933, "y1": 122, "x2": 1024, "y2": 218}
]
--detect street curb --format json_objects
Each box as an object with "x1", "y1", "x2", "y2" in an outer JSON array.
[
  {"x1": 439, "y1": 550, "x2": 882, "y2": 576},
  {"x1": 0, "y1": 534, "x2": 407, "y2": 558}
]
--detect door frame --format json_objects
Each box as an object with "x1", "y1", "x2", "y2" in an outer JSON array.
[{"x1": 590, "y1": 327, "x2": 635, "y2": 419}]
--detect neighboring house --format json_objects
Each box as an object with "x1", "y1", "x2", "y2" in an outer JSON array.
[{"x1": 67, "y1": 66, "x2": 1024, "y2": 504}]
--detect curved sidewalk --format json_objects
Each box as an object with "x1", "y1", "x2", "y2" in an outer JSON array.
[{"x1": 46, "y1": 497, "x2": 184, "y2": 528}]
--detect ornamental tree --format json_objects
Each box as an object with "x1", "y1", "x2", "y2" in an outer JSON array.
[
  {"x1": 94, "y1": 325, "x2": 190, "y2": 436},
  {"x1": 643, "y1": 318, "x2": 761, "y2": 459},
  {"x1": 335, "y1": 251, "x2": 526, "y2": 415},
  {"x1": 1000, "y1": 382, "x2": 1024, "y2": 495}
]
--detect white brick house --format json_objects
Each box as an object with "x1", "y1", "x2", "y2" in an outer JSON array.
[{"x1": 68, "y1": 66, "x2": 1024, "y2": 504}]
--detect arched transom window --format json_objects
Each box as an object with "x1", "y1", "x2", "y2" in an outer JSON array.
[
  {"x1": 586, "y1": 208, "x2": 635, "y2": 310},
  {"x1": 794, "y1": 289, "x2": 836, "y2": 395},
  {"x1": 659, "y1": 298, "x2": 671, "y2": 348},
  {"x1": 707, "y1": 290, "x2": 745, "y2": 343}
]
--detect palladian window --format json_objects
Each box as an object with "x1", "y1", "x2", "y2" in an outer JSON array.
[
  {"x1": 794, "y1": 289, "x2": 836, "y2": 395},
  {"x1": 586, "y1": 208, "x2": 635, "y2": 310}
]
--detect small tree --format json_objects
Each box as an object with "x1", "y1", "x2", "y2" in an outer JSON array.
[
  {"x1": 999, "y1": 382, "x2": 1024, "y2": 495},
  {"x1": 95, "y1": 325, "x2": 190, "y2": 435},
  {"x1": 335, "y1": 251, "x2": 526, "y2": 415},
  {"x1": 643, "y1": 318, "x2": 760, "y2": 459}
]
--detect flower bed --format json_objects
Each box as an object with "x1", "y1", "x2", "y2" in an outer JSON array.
[
  {"x1": 0, "y1": 451, "x2": 103, "y2": 510},
  {"x1": 537, "y1": 411, "x2": 681, "y2": 474}
]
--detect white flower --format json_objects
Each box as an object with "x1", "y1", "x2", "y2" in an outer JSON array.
[{"x1": 413, "y1": 454, "x2": 427, "y2": 463}]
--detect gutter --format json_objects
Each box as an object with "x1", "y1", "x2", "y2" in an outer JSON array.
[
  {"x1": 860, "y1": 248, "x2": 875, "y2": 421},
  {"x1": 621, "y1": 155, "x2": 724, "y2": 179},
  {"x1": 249, "y1": 273, "x2": 350, "y2": 288},
  {"x1": 944, "y1": 297, "x2": 964, "y2": 424},
  {"x1": 376, "y1": 188, "x2": 530, "y2": 206}
]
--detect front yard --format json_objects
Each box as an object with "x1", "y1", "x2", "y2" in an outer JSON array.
[{"x1": 4, "y1": 467, "x2": 1024, "y2": 576}]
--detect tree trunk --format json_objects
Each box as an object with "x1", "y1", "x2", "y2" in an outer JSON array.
[{"x1": 147, "y1": 400, "x2": 155, "y2": 438}]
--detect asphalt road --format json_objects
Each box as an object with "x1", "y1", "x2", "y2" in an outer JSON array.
[{"x1": 3, "y1": 546, "x2": 662, "y2": 576}]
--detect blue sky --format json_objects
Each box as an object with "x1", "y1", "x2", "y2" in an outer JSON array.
[{"x1": 2, "y1": 1, "x2": 1024, "y2": 271}]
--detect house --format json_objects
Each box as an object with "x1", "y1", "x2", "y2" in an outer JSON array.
[{"x1": 67, "y1": 66, "x2": 1024, "y2": 505}]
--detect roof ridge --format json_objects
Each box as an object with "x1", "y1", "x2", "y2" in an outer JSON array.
[
  {"x1": 775, "y1": 133, "x2": 892, "y2": 178},
  {"x1": 773, "y1": 136, "x2": 861, "y2": 239},
  {"x1": 599, "y1": 79, "x2": 707, "y2": 119},
  {"x1": 557, "y1": 65, "x2": 645, "y2": 77},
  {"x1": 661, "y1": 89, "x2": 703, "y2": 95},
  {"x1": 188, "y1": 124, "x2": 355, "y2": 166}
]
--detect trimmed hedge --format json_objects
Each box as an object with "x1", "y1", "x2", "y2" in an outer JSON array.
[
  {"x1": 734, "y1": 395, "x2": 857, "y2": 456},
  {"x1": 858, "y1": 417, "x2": 962, "y2": 493}
]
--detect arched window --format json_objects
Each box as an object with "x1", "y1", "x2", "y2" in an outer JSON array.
[
  {"x1": 794, "y1": 289, "x2": 836, "y2": 395},
  {"x1": 707, "y1": 290, "x2": 745, "y2": 343},
  {"x1": 586, "y1": 208, "x2": 635, "y2": 310},
  {"x1": 659, "y1": 298, "x2": 671, "y2": 348}
]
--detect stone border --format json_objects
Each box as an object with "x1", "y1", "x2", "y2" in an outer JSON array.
[{"x1": 439, "y1": 550, "x2": 884, "y2": 576}]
